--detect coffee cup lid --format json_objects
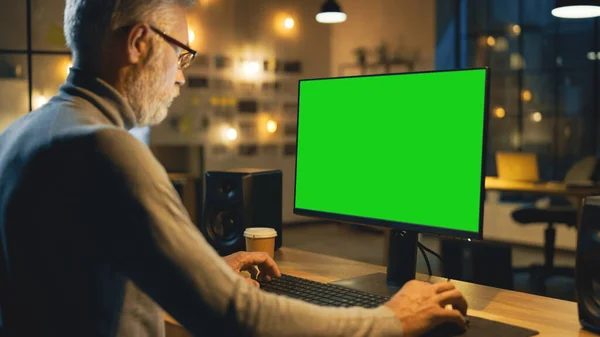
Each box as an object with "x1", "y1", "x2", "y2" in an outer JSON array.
[{"x1": 244, "y1": 227, "x2": 278, "y2": 239}]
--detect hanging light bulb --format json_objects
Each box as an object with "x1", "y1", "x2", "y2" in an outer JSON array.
[
  {"x1": 552, "y1": 0, "x2": 600, "y2": 19},
  {"x1": 316, "y1": 0, "x2": 347, "y2": 24}
]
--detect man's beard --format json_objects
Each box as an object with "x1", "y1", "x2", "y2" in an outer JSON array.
[{"x1": 124, "y1": 46, "x2": 179, "y2": 127}]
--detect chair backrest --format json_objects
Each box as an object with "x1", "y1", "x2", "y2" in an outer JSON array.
[
  {"x1": 564, "y1": 156, "x2": 600, "y2": 206},
  {"x1": 564, "y1": 156, "x2": 600, "y2": 183}
]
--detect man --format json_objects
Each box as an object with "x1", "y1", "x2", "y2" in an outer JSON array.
[{"x1": 0, "y1": 0, "x2": 469, "y2": 336}]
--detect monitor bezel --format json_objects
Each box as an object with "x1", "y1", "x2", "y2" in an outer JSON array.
[{"x1": 293, "y1": 67, "x2": 490, "y2": 240}]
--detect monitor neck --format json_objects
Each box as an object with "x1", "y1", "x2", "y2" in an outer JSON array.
[{"x1": 386, "y1": 229, "x2": 418, "y2": 286}]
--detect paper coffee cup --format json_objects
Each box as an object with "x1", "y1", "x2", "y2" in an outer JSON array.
[{"x1": 244, "y1": 227, "x2": 278, "y2": 258}]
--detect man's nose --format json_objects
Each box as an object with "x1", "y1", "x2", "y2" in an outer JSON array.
[{"x1": 176, "y1": 69, "x2": 186, "y2": 86}]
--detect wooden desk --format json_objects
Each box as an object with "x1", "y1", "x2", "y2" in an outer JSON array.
[
  {"x1": 165, "y1": 247, "x2": 595, "y2": 337},
  {"x1": 485, "y1": 177, "x2": 600, "y2": 198},
  {"x1": 485, "y1": 176, "x2": 600, "y2": 229}
]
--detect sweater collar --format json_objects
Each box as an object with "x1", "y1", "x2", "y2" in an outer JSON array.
[{"x1": 59, "y1": 68, "x2": 137, "y2": 130}]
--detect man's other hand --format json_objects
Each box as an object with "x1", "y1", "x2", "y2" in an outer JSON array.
[
  {"x1": 384, "y1": 280, "x2": 468, "y2": 337},
  {"x1": 223, "y1": 251, "x2": 282, "y2": 288}
]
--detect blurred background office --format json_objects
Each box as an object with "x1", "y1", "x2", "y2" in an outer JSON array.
[{"x1": 0, "y1": 0, "x2": 598, "y2": 302}]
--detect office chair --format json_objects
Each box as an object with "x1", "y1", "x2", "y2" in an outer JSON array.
[{"x1": 511, "y1": 156, "x2": 600, "y2": 295}]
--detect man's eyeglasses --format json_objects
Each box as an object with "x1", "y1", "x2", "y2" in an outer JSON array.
[{"x1": 149, "y1": 26, "x2": 197, "y2": 70}]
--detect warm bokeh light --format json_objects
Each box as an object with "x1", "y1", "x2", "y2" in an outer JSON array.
[
  {"x1": 33, "y1": 94, "x2": 48, "y2": 110},
  {"x1": 185, "y1": 14, "x2": 204, "y2": 50},
  {"x1": 242, "y1": 61, "x2": 261, "y2": 76},
  {"x1": 511, "y1": 24, "x2": 521, "y2": 36},
  {"x1": 274, "y1": 12, "x2": 298, "y2": 38},
  {"x1": 494, "y1": 107, "x2": 506, "y2": 118},
  {"x1": 284, "y1": 17, "x2": 295, "y2": 29},
  {"x1": 266, "y1": 120, "x2": 278, "y2": 133},
  {"x1": 532, "y1": 112, "x2": 542, "y2": 122},
  {"x1": 522, "y1": 90, "x2": 532, "y2": 102},
  {"x1": 66, "y1": 63, "x2": 72, "y2": 76},
  {"x1": 226, "y1": 127, "x2": 238, "y2": 141},
  {"x1": 487, "y1": 36, "x2": 496, "y2": 47}
]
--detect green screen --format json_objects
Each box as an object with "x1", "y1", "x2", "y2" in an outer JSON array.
[{"x1": 295, "y1": 69, "x2": 487, "y2": 235}]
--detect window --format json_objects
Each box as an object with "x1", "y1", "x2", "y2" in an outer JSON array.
[
  {"x1": 0, "y1": 0, "x2": 71, "y2": 132},
  {"x1": 438, "y1": 0, "x2": 600, "y2": 180}
]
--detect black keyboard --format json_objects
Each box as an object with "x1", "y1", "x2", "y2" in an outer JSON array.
[{"x1": 259, "y1": 274, "x2": 389, "y2": 308}]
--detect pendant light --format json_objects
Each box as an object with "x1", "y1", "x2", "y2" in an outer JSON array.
[
  {"x1": 552, "y1": 0, "x2": 600, "y2": 19},
  {"x1": 316, "y1": 0, "x2": 347, "y2": 24}
]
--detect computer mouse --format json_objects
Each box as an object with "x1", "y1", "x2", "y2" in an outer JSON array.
[{"x1": 420, "y1": 320, "x2": 467, "y2": 337}]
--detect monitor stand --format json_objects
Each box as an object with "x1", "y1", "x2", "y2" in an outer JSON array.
[{"x1": 330, "y1": 229, "x2": 418, "y2": 297}]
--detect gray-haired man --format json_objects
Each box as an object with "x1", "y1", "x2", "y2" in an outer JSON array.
[{"x1": 0, "y1": 1, "x2": 468, "y2": 336}]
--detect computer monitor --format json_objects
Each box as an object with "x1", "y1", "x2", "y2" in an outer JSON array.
[{"x1": 294, "y1": 68, "x2": 489, "y2": 289}]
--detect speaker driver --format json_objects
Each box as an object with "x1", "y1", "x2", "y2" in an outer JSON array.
[
  {"x1": 206, "y1": 209, "x2": 243, "y2": 244},
  {"x1": 218, "y1": 180, "x2": 237, "y2": 199}
]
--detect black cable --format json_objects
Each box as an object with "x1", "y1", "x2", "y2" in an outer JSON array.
[
  {"x1": 418, "y1": 242, "x2": 445, "y2": 264},
  {"x1": 418, "y1": 244, "x2": 432, "y2": 277},
  {"x1": 417, "y1": 241, "x2": 450, "y2": 282}
]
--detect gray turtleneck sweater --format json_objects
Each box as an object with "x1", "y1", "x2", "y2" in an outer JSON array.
[{"x1": 0, "y1": 69, "x2": 404, "y2": 336}]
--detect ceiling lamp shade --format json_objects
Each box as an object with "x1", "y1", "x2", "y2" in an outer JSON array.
[
  {"x1": 552, "y1": 0, "x2": 600, "y2": 18},
  {"x1": 316, "y1": 0, "x2": 347, "y2": 24}
]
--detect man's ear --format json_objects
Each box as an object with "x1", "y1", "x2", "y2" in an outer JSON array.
[{"x1": 126, "y1": 24, "x2": 151, "y2": 65}]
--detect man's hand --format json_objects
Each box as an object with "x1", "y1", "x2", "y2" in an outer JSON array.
[
  {"x1": 223, "y1": 251, "x2": 282, "y2": 288},
  {"x1": 383, "y1": 280, "x2": 468, "y2": 337}
]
